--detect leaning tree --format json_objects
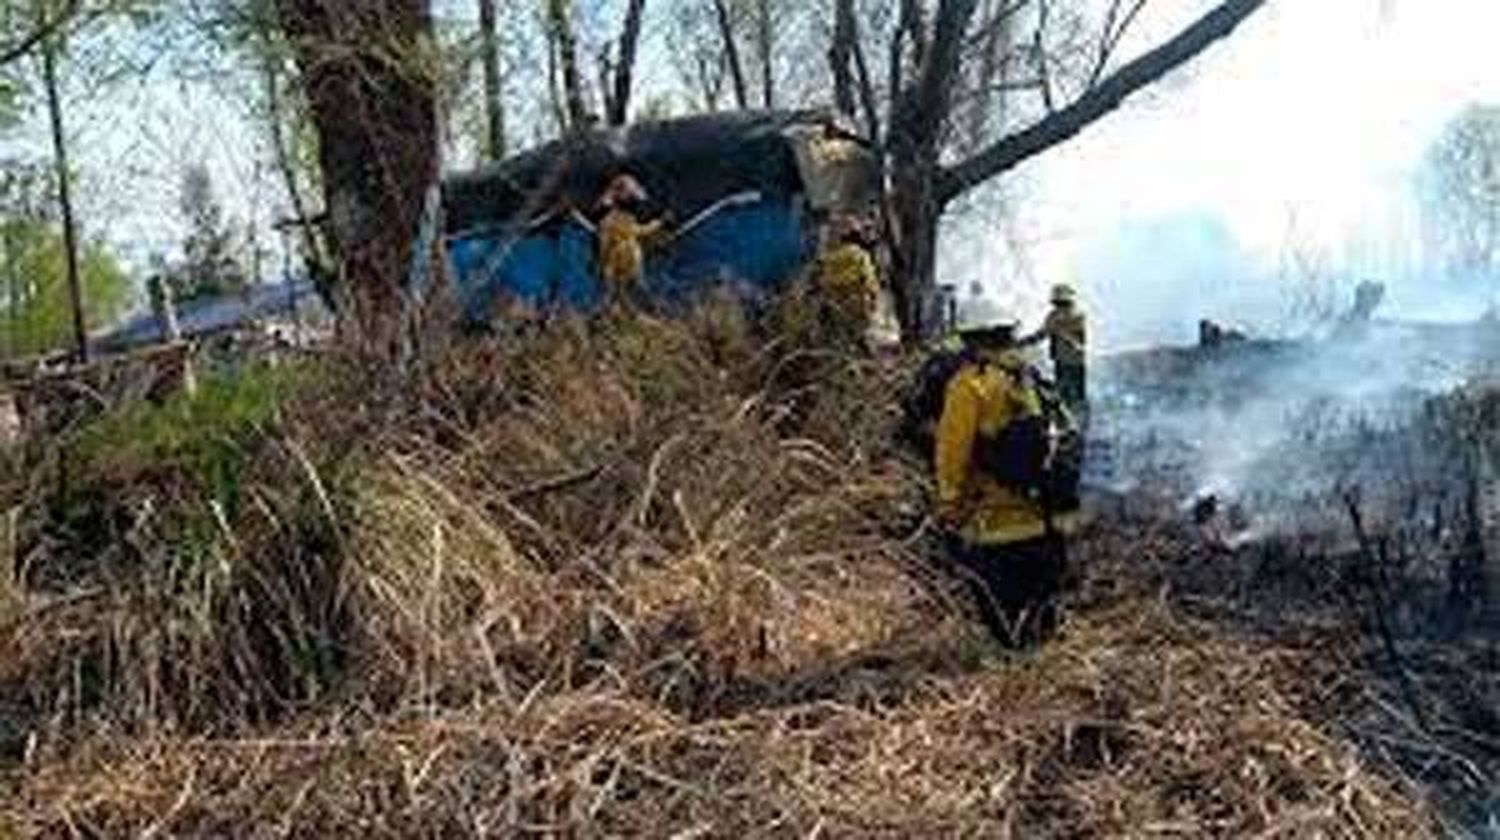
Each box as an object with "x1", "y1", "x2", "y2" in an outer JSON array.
[{"x1": 827, "y1": 0, "x2": 1268, "y2": 335}]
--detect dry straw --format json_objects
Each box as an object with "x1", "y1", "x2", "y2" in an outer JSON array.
[{"x1": 0, "y1": 301, "x2": 1435, "y2": 837}]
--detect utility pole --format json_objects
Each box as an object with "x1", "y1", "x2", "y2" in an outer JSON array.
[{"x1": 41, "y1": 35, "x2": 87, "y2": 364}]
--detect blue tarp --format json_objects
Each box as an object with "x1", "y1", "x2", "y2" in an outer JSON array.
[{"x1": 448, "y1": 196, "x2": 809, "y2": 321}]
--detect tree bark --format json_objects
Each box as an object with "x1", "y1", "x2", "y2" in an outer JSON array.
[
  {"x1": 881, "y1": 0, "x2": 1266, "y2": 339},
  {"x1": 608, "y1": 0, "x2": 647, "y2": 125},
  {"x1": 754, "y1": 0, "x2": 773, "y2": 108},
  {"x1": 477, "y1": 0, "x2": 505, "y2": 159},
  {"x1": 885, "y1": 0, "x2": 982, "y2": 337},
  {"x1": 40, "y1": 34, "x2": 86, "y2": 363},
  {"x1": 711, "y1": 0, "x2": 748, "y2": 110},
  {"x1": 276, "y1": 0, "x2": 439, "y2": 353},
  {"x1": 828, "y1": 0, "x2": 857, "y2": 118},
  {"x1": 547, "y1": 0, "x2": 589, "y2": 130}
]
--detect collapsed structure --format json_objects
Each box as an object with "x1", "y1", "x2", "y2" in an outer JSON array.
[{"x1": 442, "y1": 110, "x2": 881, "y2": 322}]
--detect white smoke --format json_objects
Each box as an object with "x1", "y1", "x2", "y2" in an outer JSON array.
[{"x1": 1078, "y1": 209, "x2": 1500, "y2": 533}]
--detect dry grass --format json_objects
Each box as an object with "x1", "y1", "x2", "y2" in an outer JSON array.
[
  {"x1": 0, "y1": 304, "x2": 1437, "y2": 837},
  {"x1": 2, "y1": 603, "x2": 1428, "y2": 838}
]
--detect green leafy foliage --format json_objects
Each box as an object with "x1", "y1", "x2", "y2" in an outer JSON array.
[
  {"x1": 0, "y1": 217, "x2": 130, "y2": 356},
  {"x1": 70, "y1": 362, "x2": 303, "y2": 513}
]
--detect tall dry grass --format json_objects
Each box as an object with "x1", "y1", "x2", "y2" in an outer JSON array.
[{"x1": 0, "y1": 303, "x2": 1436, "y2": 837}]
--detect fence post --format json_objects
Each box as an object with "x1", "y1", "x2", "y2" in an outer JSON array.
[{"x1": 149, "y1": 274, "x2": 196, "y2": 396}]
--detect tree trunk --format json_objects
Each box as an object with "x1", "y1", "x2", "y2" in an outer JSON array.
[
  {"x1": 276, "y1": 0, "x2": 439, "y2": 354},
  {"x1": 546, "y1": 24, "x2": 567, "y2": 133},
  {"x1": 547, "y1": 0, "x2": 589, "y2": 130},
  {"x1": 888, "y1": 152, "x2": 942, "y2": 338},
  {"x1": 261, "y1": 48, "x2": 327, "y2": 280},
  {"x1": 477, "y1": 0, "x2": 505, "y2": 159},
  {"x1": 754, "y1": 0, "x2": 773, "y2": 108},
  {"x1": 882, "y1": 0, "x2": 981, "y2": 340},
  {"x1": 828, "y1": 0, "x2": 857, "y2": 118},
  {"x1": 608, "y1": 0, "x2": 647, "y2": 125},
  {"x1": 711, "y1": 0, "x2": 748, "y2": 110},
  {"x1": 41, "y1": 35, "x2": 86, "y2": 363},
  {"x1": 877, "y1": 0, "x2": 1265, "y2": 341}
]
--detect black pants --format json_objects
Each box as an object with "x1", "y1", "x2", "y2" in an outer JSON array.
[
  {"x1": 948, "y1": 534, "x2": 1067, "y2": 648},
  {"x1": 1056, "y1": 362, "x2": 1087, "y2": 424}
]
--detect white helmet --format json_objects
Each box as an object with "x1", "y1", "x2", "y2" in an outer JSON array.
[{"x1": 954, "y1": 295, "x2": 1018, "y2": 336}]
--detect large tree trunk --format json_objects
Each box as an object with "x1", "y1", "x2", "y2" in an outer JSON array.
[
  {"x1": 884, "y1": 0, "x2": 981, "y2": 339},
  {"x1": 477, "y1": 0, "x2": 505, "y2": 159},
  {"x1": 879, "y1": 0, "x2": 1265, "y2": 341},
  {"x1": 547, "y1": 0, "x2": 590, "y2": 130},
  {"x1": 276, "y1": 0, "x2": 439, "y2": 353},
  {"x1": 607, "y1": 0, "x2": 647, "y2": 126},
  {"x1": 888, "y1": 151, "x2": 942, "y2": 338}
]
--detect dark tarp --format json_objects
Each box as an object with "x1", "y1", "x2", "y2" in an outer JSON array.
[{"x1": 443, "y1": 110, "x2": 839, "y2": 236}]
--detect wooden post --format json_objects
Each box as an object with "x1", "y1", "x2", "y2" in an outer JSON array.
[{"x1": 148, "y1": 274, "x2": 195, "y2": 395}]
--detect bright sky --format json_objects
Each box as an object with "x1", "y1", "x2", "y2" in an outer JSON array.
[
  {"x1": 983, "y1": 0, "x2": 1500, "y2": 345},
  {"x1": 6, "y1": 0, "x2": 1500, "y2": 340}
]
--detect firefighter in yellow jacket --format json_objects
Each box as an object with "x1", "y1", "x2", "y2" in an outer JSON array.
[
  {"x1": 936, "y1": 303, "x2": 1073, "y2": 648},
  {"x1": 597, "y1": 174, "x2": 671, "y2": 307},
  {"x1": 1022, "y1": 283, "x2": 1087, "y2": 421},
  {"x1": 813, "y1": 215, "x2": 881, "y2": 348}
]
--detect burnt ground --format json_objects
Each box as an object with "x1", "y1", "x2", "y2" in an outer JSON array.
[{"x1": 1078, "y1": 323, "x2": 1500, "y2": 835}]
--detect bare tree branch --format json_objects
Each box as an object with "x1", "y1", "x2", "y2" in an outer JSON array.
[
  {"x1": 940, "y1": 0, "x2": 1265, "y2": 202},
  {"x1": 1033, "y1": 0, "x2": 1056, "y2": 112},
  {"x1": 711, "y1": 0, "x2": 748, "y2": 109},
  {"x1": 1090, "y1": 0, "x2": 1149, "y2": 85},
  {"x1": 0, "y1": 0, "x2": 81, "y2": 68}
]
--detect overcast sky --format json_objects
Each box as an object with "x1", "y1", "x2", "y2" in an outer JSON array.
[{"x1": 6, "y1": 0, "x2": 1500, "y2": 341}]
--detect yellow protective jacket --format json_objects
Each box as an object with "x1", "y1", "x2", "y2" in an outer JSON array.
[
  {"x1": 935, "y1": 351, "x2": 1053, "y2": 546},
  {"x1": 1042, "y1": 306, "x2": 1087, "y2": 368},
  {"x1": 599, "y1": 209, "x2": 667, "y2": 294},
  {"x1": 814, "y1": 242, "x2": 880, "y2": 329}
]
